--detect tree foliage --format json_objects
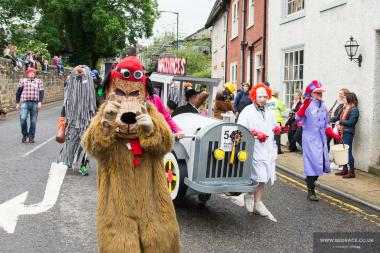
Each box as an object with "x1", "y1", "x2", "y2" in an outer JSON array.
[
  {"x1": 0, "y1": 0, "x2": 159, "y2": 67},
  {"x1": 140, "y1": 33, "x2": 177, "y2": 71},
  {"x1": 17, "y1": 38, "x2": 51, "y2": 60},
  {"x1": 168, "y1": 40, "x2": 211, "y2": 77}
]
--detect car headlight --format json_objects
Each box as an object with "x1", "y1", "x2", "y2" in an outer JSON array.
[
  {"x1": 214, "y1": 149, "x2": 225, "y2": 160},
  {"x1": 238, "y1": 151, "x2": 247, "y2": 162}
]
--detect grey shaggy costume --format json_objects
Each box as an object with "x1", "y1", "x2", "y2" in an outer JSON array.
[{"x1": 59, "y1": 66, "x2": 97, "y2": 169}]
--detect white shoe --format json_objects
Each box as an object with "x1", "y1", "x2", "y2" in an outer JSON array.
[
  {"x1": 253, "y1": 201, "x2": 271, "y2": 216},
  {"x1": 253, "y1": 201, "x2": 278, "y2": 222},
  {"x1": 244, "y1": 193, "x2": 254, "y2": 212}
]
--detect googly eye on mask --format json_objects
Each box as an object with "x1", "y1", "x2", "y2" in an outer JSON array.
[{"x1": 118, "y1": 68, "x2": 144, "y2": 80}]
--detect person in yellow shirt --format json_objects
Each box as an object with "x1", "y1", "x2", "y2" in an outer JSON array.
[{"x1": 267, "y1": 91, "x2": 286, "y2": 154}]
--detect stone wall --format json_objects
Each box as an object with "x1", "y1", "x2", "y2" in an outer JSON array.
[{"x1": 0, "y1": 57, "x2": 68, "y2": 113}]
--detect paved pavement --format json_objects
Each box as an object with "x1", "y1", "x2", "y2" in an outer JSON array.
[
  {"x1": 0, "y1": 104, "x2": 379, "y2": 253},
  {"x1": 277, "y1": 151, "x2": 380, "y2": 208}
]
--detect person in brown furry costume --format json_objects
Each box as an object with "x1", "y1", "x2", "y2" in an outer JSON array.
[
  {"x1": 82, "y1": 56, "x2": 180, "y2": 253},
  {"x1": 213, "y1": 91, "x2": 234, "y2": 119}
]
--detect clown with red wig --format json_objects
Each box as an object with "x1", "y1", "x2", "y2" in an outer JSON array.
[{"x1": 237, "y1": 83, "x2": 285, "y2": 221}]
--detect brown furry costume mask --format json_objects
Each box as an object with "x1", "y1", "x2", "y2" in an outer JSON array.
[{"x1": 102, "y1": 57, "x2": 147, "y2": 138}]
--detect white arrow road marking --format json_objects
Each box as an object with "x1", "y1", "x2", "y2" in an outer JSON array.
[
  {"x1": 0, "y1": 192, "x2": 28, "y2": 234},
  {"x1": 22, "y1": 136, "x2": 55, "y2": 157},
  {"x1": 0, "y1": 162, "x2": 67, "y2": 233},
  {"x1": 220, "y1": 194, "x2": 278, "y2": 222}
]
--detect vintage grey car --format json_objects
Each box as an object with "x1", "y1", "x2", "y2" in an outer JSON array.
[{"x1": 149, "y1": 73, "x2": 258, "y2": 204}]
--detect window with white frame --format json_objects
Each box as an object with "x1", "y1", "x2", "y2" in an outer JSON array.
[
  {"x1": 283, "y1": 49, "x2": 304, "y2": 107},
  {"x1": 230, "y1": 62, "x2": 238, "y2": 85},
  {"x1": 287, "y1": 0, "x2": 304, "y2": 15},
  {"x1": 246, "y1": 55, "x2": 251, "y2": 84},
  {"x1": 231, "y1": 0, "x2": 239, "y2": 39},
  {"x1": 248, "y1": 0, "x2": 255, "y2": 28},
  {"x1": 254, "y1": 53, "x2": 262, "y2": 85}
]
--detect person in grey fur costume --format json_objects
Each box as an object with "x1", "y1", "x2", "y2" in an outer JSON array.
[{"x1": 57, "y1": 65, "x2": 97, "y2": 175}]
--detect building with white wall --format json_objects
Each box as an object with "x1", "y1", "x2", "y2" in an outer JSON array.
[
  {"x1": 205, "y1": 0, "x2": 228, "y2": 84},
  {"x1": 267, "y1": 0, "x2": 380, "y2": 173}
]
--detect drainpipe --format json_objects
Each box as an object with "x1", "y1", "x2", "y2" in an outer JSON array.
[
  {"x1": 262, "y1": 0, "x2": 267, "y2": 82},
  {"x1": 248, "y1": 45, "x2": 253, "y2": 85},
  {"x1": 240, "y1": 0, "x2": 248, "y2": 86},
  {"x1": 224, "y1": 4, "x2": 230, "y2": 83}
]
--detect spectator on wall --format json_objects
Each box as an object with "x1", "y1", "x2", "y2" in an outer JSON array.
[
  {"x1": 3, "y1": 44, "x2": 19, "y2": 69},
  {"x1": 19, "y1": 51, "x2": 35, "y2": 69},
  {"x1": 42, "y1": 60, "x2": 49, "y2": 73}
]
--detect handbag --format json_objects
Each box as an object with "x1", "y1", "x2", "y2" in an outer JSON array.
[{"x1": 56, "y1": 117, "x2": 65, "y2": 143}]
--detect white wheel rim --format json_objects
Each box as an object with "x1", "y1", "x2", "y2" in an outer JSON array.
[{"x1": 164, "y1": 152, "x2": 180, "y2": 200}]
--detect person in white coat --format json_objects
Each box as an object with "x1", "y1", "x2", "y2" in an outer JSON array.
[{"x1": 237, "y1": 83, "x2": 285, "y2": 220}]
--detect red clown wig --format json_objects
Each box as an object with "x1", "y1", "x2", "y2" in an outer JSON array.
[{"x1": 249, "y1": 83, "x2": 272, "y2": 102}]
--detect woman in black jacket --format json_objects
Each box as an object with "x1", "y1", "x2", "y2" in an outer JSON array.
[
  {"x1": 286, "y1": 90, "x2": 302, "y2": 152},
  {"x1": 335, "y1": 92, "x2": 359, "y2": 178},
  {"x1": 328, "y1": 88, "x2": 349, "y2": 151}
]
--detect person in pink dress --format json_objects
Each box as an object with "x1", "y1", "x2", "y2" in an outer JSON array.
[{"x1": 147, "y1": 94, "x2": 185, "y2": 140}]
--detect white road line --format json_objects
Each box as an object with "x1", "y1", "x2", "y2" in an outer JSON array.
[{"x1": 22, "y1": 136, "x2": 55, "y2": 157}]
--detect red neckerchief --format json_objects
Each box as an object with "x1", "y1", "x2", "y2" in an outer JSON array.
[
  {"x1": 339, "y1": 105, "x2": 352, "y2": 137},
  {"x1": 129, "y1": 139, "x2": 142, "y2": 167}
]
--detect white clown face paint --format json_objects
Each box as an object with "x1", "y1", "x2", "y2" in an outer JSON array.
[{"x1": 256, "y1": 87, "x2": 269, "y2": 106}]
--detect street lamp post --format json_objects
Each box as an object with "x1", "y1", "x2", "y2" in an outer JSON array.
[{"x1": 159, "y1": 10, "x2": 179, "y2": 50}]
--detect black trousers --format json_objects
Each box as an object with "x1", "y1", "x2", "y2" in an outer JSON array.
[
  {"x1": 294, "y1": 126, "x2": 303, "y2": 148},
  {"x1": 274, "y1": 135, "x2": 281, "y2": 153},
  {"x1": 288, "y1": 128, "x2": 298, "y2": 151},
  {"x1": 305, "y1": 176, "x2": 319, "y2": 189}
]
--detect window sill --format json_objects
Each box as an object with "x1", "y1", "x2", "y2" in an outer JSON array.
[
  {"x1": 230, "y1": 34, "x2": 239, "y2": 41},
  {"x1": 246, "y1": 23, "x2": 254, "y2": 30},
  {"x1": 280, "y1": 11, "x2": 305, "y2": 25},
  {"x1": 320, "y1": 0, "x2": 347, "y2": 13}
]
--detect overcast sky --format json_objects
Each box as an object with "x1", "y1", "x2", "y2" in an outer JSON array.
[{"x1": 141, "y1": 0, "x2": 215, "y2": 44}]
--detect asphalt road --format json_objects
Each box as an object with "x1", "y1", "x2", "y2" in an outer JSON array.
[{"x1": 0, "y1": 104, "x2": 378, "y2": 253}]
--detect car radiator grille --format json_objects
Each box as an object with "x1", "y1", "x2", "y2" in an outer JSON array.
[{"x1": 205, "y1": 141, "x2": 247, "y2": 179}]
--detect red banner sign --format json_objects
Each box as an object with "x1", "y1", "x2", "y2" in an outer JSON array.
[{"x1": 157, "y1": 57, "x2": 187, "y2": 76}]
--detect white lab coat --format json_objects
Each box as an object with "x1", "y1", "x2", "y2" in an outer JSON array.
[{"x1": 237, "y1": 104, "x2": 278, "y2": 185}]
